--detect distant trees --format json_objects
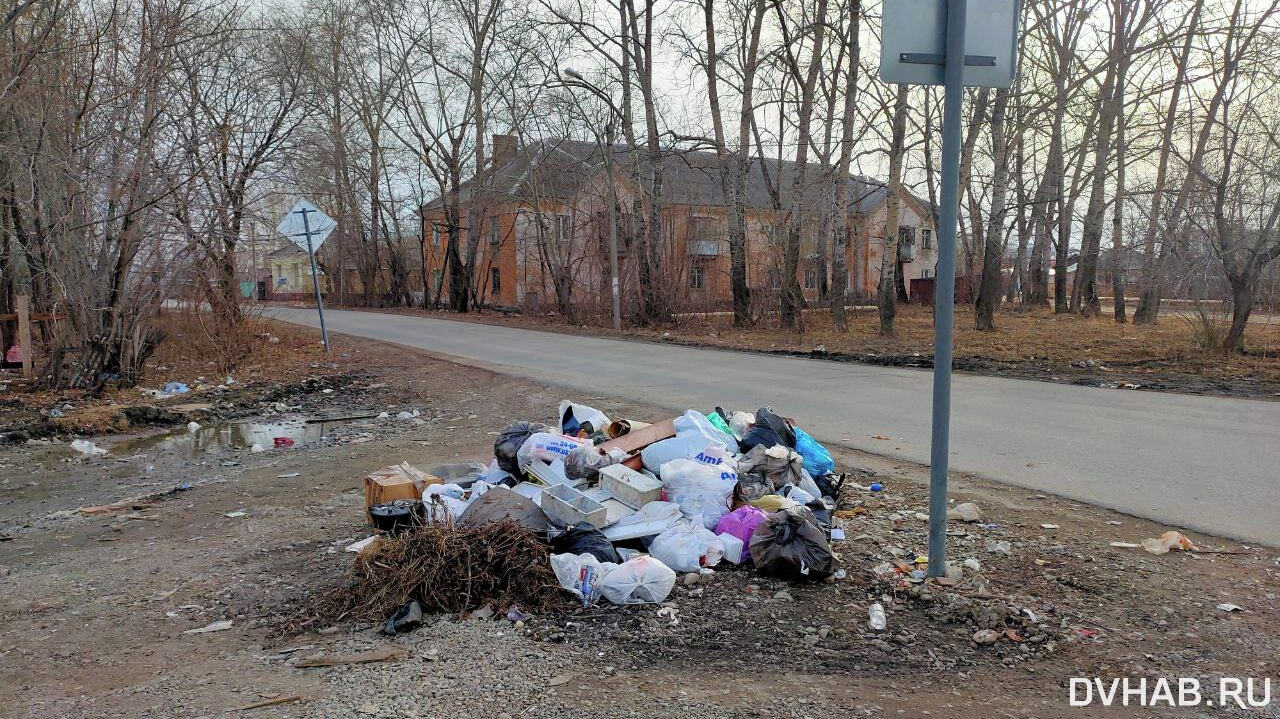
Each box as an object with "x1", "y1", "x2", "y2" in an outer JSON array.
[
  {"x1": 0, "y1": 0, "x2": 312, "y2": 388},
  {"x1": 6, "y1": 0, "x2": 1280, "y2": 380}
]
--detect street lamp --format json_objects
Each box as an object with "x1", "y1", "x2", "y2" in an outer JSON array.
[{"x1": 561, "y1": 67, "x2": 623, "y2": 333}]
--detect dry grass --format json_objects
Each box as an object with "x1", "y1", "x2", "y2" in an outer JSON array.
[
  {"x1": 49, "y1": 405, "x2": 133, "y2": 434},
  {"x1": 614, "y1": 305, "x2": 1280, "y2": 384},
  {"x1": 339, "y1": 301, "x2": 1280, "y2": 390},
  {"x1": 2, "y1": 310, "x2": 336, "y2": 435},
  {"x1": 146, "y1": 309, "x2": 329, "y2": 385}
]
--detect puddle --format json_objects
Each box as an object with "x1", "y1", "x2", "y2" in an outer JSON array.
[{"x1": 114, "y1": 415, "x2": 356, "y2": 457}]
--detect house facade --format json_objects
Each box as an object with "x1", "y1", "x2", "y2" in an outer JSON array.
[{"x1": 421, "y1": 136, "x2": 936, "y2": 313}]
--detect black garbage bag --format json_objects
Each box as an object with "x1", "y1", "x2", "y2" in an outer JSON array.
[
  {"x1": 739, "y1": 407, "x2": 796, "y2": 452},
  {"x1": 749, "y1": 507, "x2": 838, "y2": 580},
  {"x1": 381, "y1": 600, "x2": 424, "y2": 635},
  {"x1": 550, "y1": 522, "x2": 621, "y2": 564},
  {"x1": 494, "y1": 420, "x2": 555, "y2": 475},
  {"x1": 812, "y1": 472, "x2": 845, "y2": 501},
  {"x1": 736, "y1": 444, "x2": 806, "y2": 490},
  {"x1": 734, "y1": 473, "x2": 775, "y2": 504}
]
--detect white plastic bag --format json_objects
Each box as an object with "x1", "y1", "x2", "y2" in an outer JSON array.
[
  {"x1": 599, "y1": 556, "x2": 677, "y2": 604},
  {"x1": 780, "y1": 483, "x2": 817, "y2": 505},
  {"x1": 424, "y1": 483, "x2": 466, "y2": 500},
  {"x1": 674, "y1": 409, "x2": 738, "y2": 449},
  {"x1": 71, "y1": 439, "x2": 107, "y2": 456},
  {"x1": 659, "y1": 458, "x2": 737, "y2": 529},
  {"x1": 558, "y1": 400, "x2": 611, "y2": 434},
  {"x1": 728, "y1": 411, "x2": 754, "y2": 441},
  {"x1": 650, "y1": 521, "x2": 725, "y2": 572},
  {"x1": 690, "y1": 444, "x2": 738, "y2": 472},
  {"x1": 641, "y1": 436, "x2": 712, "y2": 473},
  {"x1": 423, "y1": 494, "x2": 468, "y2": 523},
  {"x1": 796, "y1": 467, "x2": 823, "y2": 503},
  {"x1": 642, "y1": 437, "x2": 736, "y2": 475},
  {"x1": 564, "y1": 444, "x2": 628, "y2": 480},
  {"x1": 482, "y1": 459, "x2": 515, "y2": 485},
  {"x1": 550, "y1": 552, "x2": 618, "y2": 606},
  {"x1": 516, "y1": 432, "x2": 587, "y2": 468}
]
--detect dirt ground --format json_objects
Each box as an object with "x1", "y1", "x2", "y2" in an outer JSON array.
[
  {"x1": 2, "y1": 328, "x2": 1278, "y2": 718},
  {"x1": 331, "y1": 302, "x2": 1280, "y2": 400}
]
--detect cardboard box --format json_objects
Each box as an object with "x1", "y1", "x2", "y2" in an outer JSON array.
[
  {"x1": 597, "y1": 417, "x2": 676, "y2": 454},
  {"x1": 364, "y1": 462, "x2": 439, "y2": 515}
]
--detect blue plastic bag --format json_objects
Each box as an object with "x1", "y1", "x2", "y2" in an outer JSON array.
[{"x1": 793, "y1": 427, "x2": 834, "y2": 477}]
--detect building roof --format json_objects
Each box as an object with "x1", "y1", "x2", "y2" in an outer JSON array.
[
  {"x1": 424, "y1": 138, "x2": 923, "y2": 216},
  {"x1": 266, "y1": 244, "x2": 309, "y2": 260}
]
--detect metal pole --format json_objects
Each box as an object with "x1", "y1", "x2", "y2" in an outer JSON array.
[
  {"x1": 605, "y1": 123, "x2": 622, "y2": 332},
  {"x1": 300, "y1": 208, "x2": 331, "y2": 353},
  {"x1": 927, "y1": 0, "x2": 967, "y2": 578}
]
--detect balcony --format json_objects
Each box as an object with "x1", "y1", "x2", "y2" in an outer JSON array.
[{"x1": 688, "y1": 239, "x2": 722, "y2": 257}]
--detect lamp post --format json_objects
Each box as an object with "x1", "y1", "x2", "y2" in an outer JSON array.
[{"x1": 563, "y1": 67, "x2": 623, "y2": 333}]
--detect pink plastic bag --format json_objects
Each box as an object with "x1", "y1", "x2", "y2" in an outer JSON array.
[{"x1": 715, "y1": 505, "x2": 769, "y2": 550}]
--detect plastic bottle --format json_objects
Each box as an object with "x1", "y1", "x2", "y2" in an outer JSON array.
[{"x1": 868, "y1": 602, "x2": 887, "y2": 631}]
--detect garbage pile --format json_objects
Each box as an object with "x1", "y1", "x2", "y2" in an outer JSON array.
[{"x1": 344, "y1": 401, "x2": 847, "y2": 627}]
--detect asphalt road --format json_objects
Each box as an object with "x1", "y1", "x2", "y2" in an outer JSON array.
[{"x1": 273, "y1": 307, "x2": 1280, "y2": 546}]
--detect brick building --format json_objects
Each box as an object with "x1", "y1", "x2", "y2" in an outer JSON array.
[{"x1": 421, "y1": 136, "x2": 936, "y2": 312}]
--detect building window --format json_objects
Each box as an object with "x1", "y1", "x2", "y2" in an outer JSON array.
[
  {"x1": 491, "y1": 267, "x2": 501, "y2": 293},
  {"x1": 804, "y1": 268, "x2": 817, "y2": 290},
  {"x1": 489, "y1": 219, "x2": 500, "y2": 246},
  {"x1": 689, "y1": 265, "x2": 705, "y2": 290},
  {"x1": 922, "y1": 228, "x2": 933, "y2": 249},
  {"x1": 767, "y1": 268, "x2": 781, "y2": 289},
  {"x1": 898, "y1": 226, "x2": 917, "y2": 261},
  {"x1": 432, "y1": 269, "x2": 442, "y2": 292},
  {"x1": 556, "y1": 214, "x2": 571, "y2": 243},
  {"x1": 922, "y1": 268, "x2": 932, "y2": 279},
  {"x1": 432, "y1": 227, "x2": 441, "y2": 248},
  {"x1": 688, "y1": 216, "x2": 723, "y2": 243}
]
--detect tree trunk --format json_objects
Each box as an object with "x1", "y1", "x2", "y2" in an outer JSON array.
[
  {"x1": 1111, "y1": 102, "x2": 1128, "y2": 323},
  {"x1": 976, "y1": 88, "x2": 1011, "y2": 330},
  {"x1": 778, "y1": 0, "x2": 830, "y2": 330},
  {"x1": 1224, "y1": 279, "x2": 1254, "y2": 353},
  {"x1": 1076, "y1": 49, "x2": 1118, "y2": 319},
  {"x1": 829, "y1": 0, "x2": 860, "y2": 332},
  {"x1": 878, "y1": 84, "x2": 908, "y2": 335},
  {"x1": 707, "y1": 0, "x2": 761, "y2": 329},
  {"x1": 1134, "y1": 0, "x2": 1203, "y2": 324},
  {"x1": 1007, "y1": 126, "x2": 1029, "y2": 304}
]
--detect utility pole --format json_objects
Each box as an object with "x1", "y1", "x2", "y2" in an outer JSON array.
[
  {"x1": 880, "y1": 0, "x2": 1022, "y2": 577},
  {"x1": 605, "y1": 122, "x2": 622, "y2": 332},
  {"x1": 925, "y1": 0, "x2": 968, "y2": 577}
]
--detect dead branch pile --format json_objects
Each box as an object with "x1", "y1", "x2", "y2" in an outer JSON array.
[{"x1": 319, "y1": 519, "x2": 564, "y2": 622}]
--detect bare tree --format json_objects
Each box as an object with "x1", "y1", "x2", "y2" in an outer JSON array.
[
  {"x1": 878, "y1": 84, "x2": 908, "y2": 335},
  {"x1": 829, "y1": 0, "x2": 861, "y2": 331},
  {"x1": 975, "y1": 88, "x2": 1012, "y2": 330},
  {"x1": 774, "y1": 0, "x2": 829, "y2": 329}
]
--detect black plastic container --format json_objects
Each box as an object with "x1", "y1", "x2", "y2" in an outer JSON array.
[{"x1": 369, "y1": 499, "x2": 424, "y2": 534}]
